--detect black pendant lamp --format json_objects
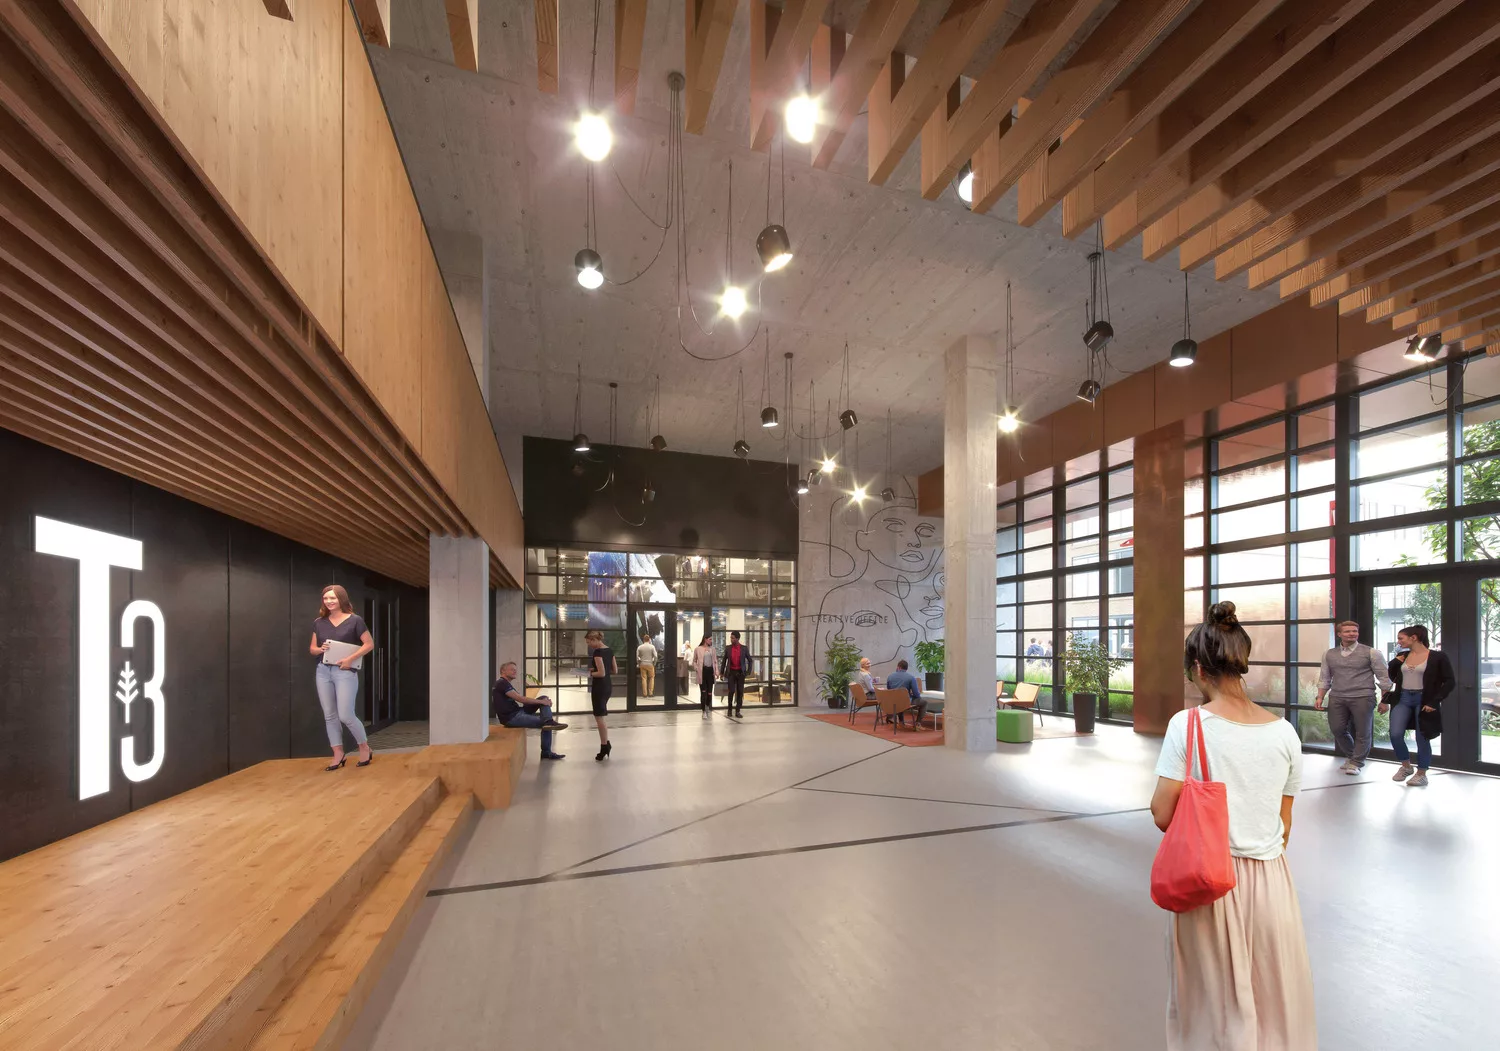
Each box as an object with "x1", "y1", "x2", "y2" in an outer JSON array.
[{"x1": 1169, "y1": 274, "x2": 1198, "y2": 368}]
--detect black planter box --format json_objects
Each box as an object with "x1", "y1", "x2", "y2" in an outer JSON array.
[{"x1": 1072, "y1": 692, "x2": 1097, "y2": 734}]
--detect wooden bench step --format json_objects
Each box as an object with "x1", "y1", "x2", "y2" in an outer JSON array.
[{"x1": 245, "y1": 791, "x2": 476, "y2": 1050}]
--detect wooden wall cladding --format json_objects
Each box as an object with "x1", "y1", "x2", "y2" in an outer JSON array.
[
  {"x1": 70, "y1": 0, "x2": 345, "y2": 344},
  {"x1": 0, "y1": 0, "x2": 522, "y2": 587}
]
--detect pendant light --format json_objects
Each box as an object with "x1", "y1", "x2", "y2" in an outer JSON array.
[
  {"x1": 1169, "y1": 274, "x2": 1198, "y2": 368},
  {"x1": 880, "y1": 408, "x2": 896, "y2": 502},
  {"x1": 956, "y1": 161, "x2": 974, "y2": 205},
  {"x1": 720, "y1": 158, "x2": 748, "y2": 318},
  {"x1": 757, "y1": 129, "x2": 793, "y2": 273},
  {"x1": 1404, "y1": 333, "x2": 1444, "y2": 363},
  {"x1": 572, "y1": 364, "x2": 590, "y2": 451},
  {"x1": 733, "y1": 369, "x2": 750, "y2": 457},
  {"x1": 838, "y1": 341, "x2": 858, "y2": 429},
  {"x1": 759, "y1": 329, "x2": 779, "y2": 427},
  {"x1": 649, "y1": 374, "x2": 667, "y2": 450},
  {"x1": 574, "y1": 2, "x2": 612, "y2": 161},
  {"x1": 784, "y1": 92, "x2": 818, "y2": 144},
  {"x1": 999, "y1": 282, "x2": 1020, "y2": 433},
  {"x1": 1083, "y1": 223, "x2": 1113, "y2": 352}
]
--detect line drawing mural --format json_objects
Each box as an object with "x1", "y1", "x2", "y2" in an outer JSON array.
[{"x1": 799, "y1": 477, "x2": 945, "y2": 692}]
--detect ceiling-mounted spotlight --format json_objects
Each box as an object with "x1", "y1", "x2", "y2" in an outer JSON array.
[
  {"x1": 956, "y1": 162, "x2": 974, "y2": 205},
  {"x1": 880, "y1": 485, "x2": 896, "y2": 502},
  {"x1": 785, "y1": 94, "x2": 819, "y2": 144},
  {"x1": 820, "y1": 457, "x2": 837, "y2": 473},
  {"x1": 574, "y1": 248, "x2": 604, "y2": 290},
  {"x1": 998, "y1": 406, "x2": 1020, "y2": 433},
  {"x1": 1405, "y1": 333, "x2": 1445, "y2": 363},
  {"x1": 733, "y1": 439, "x2": 751, "y2": 458},
  {"x1": 573, "y1": 432, "x2": 591, "y2": 452},
  {"x1": 721, "y1": 285, "x2": 748, "y2": 319},
  {"x1": 1169, "y1": 338, "x2": 1198, "y2": 368},
  {"x1": 760, "y1": 406, "x2": 779, "y2": 428},
  {"x1": 650, "y1": 434, "x2": 667, "y2": 452},
  {"x1": 1083, "y1": 319, "x2": 1114, "y2": 353},
  {"x1": 796, "y1": 473, "x2": 810, "y2": 495},
  {"x1": 1076, "y1": 379, "x2": 1101, "y2": 404},
  {"x1": 839, "y1": 408, "x2": 858, "y2": 430},
  {"x1": 756, "y1": 224, "x2": 793, "y2": 273},
  {"x1": 575, "y1": 112, "x2": 612, "y2": 162}
]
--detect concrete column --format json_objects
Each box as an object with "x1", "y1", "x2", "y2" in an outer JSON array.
[
  {"x1": 942, "y1": 335, "x2": 998, "y2": 751},
  {"x1": 1133, "y1": 421, "x2": 1186, "y2": 734},
  {"x1": 429, "y1": 534, "x2": 491, "y2": 744},
  {"x1": 493, "y1": 586, "x2": 525, "y2": 685}
]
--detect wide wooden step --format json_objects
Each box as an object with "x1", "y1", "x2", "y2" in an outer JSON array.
[{"x1": 245, "y1": 791, "x2": 476, "y2": 1050}]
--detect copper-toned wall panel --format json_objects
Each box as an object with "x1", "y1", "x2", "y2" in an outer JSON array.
[
  {"x1": 1102, "y1": 367, "x2": 1156, "y2": 445},
  {"x1": 1155, "y1": 331, "x2": 1231, "y2": 424},
  {"x1": 917, "y1": 466, "x2": 943, "y2": 516},
  {"x1": 1339, "y1": 311, "x2": 1402, "y2": 360},
  {"x1": 1018, "y1": 417, "x2": 1054, "y2": 472},
  {"x1": 1049, "y1": 400, "x2": 1106, "y2": 464},
  {"x1": 1229, "y1": 299, "x2": 1335, "y2": 399},
  {"x1": 1133, "y1": 421, "x2": 1185, "y2": 735}
]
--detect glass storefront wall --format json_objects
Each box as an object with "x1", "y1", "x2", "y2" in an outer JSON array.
[
  {"x1": 997, "y1": 441, "x2": 1136, "y2": 721},
  {"x1": 525, "y1": 548, "x2": 796, "y2": 715}
]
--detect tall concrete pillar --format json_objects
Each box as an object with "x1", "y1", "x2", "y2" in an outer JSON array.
[
  {"x1": 1133, "y1": 422, "x2": 1186, "y2": 734},
  {"x1": 943, "y1": 335, "x2": 998, "y2": 751},
  {"x1": 429, "y1": 534, "x2": 491, "y2": 744},
  {"x1": 493, "y1": 587, "x2": 525, "y2": 686}
]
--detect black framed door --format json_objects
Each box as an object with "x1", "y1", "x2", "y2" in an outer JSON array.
[
  {"x1": 628, "y1": 606, "x2": 679, "y2": 709},
  {"x1": 1351, "y1": 565, "x2": 1500, "y2": 774}
]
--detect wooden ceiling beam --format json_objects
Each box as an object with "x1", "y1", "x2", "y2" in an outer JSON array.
[
  {"x1": 614, "y1": 0, "x2": 649, "y2": 113},
  {"x1": 866, "y1": 0, "x2": 1011, "y2": 187},
  {"x1": 1101, "y1": 0, "x2": 1456, "y2": 250},
  {"x1": 919, "y1": 0, "x2": 1103, "y2": 203},
  {"x1": 1306, "y1": 208, "x2": 1500, "y2": 306},
  {"x1": 1249, "y1": 132, "x2": 1500, "y2": 289},
  {"x1": 1341, "y1": 240, "x2": 1500, "y2": 316},
  {"x1": 350, "y1": 0, "x2": 389, "y2": 47},
  {"x1": 446, "y1": 0, "x2": 479, "y2": 73},
  {"x1": 1391, "y1": 273, "x2": 1500, "y2": 329},
  {"x1": 1015, "y1": 0, "x2": 1277, "y2": 226},
  {"x1": 809, "y1": 0, "x2": 919, "y2": 169},
  {"x1": 262, "y1": 0, "x2": 293, "y2": 20},
  {"x1": 1062, "y1": 0, "x2": 1372, "y2": 242},
  {"x1": 1462, "y1": 327, "x2": 1500, "y2": 353},
  {"x1": 1418, "y1": 296, "x2": 1500, "y2": 338},
  {"x1": 1178, "y1": 38, "x2": 1500, "y2": 272},
  {"x1": 1279, "y1": 173, "x2": 1500, "y2": 297},
  {"x1": 971, "y1": 0, "x2": 1192, "y2": 216},
  {"x1": 685, "y1": 0, "x2": 739, "y2": 134},
  {"x1": 749, "y1": 0, "x2": 831, "y2": 150}
]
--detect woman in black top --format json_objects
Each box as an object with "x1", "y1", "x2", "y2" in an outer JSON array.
[
  {"x1": 585, "y1": 629, "x2": 617, "y2": 761},
  {"x1": 309, "y1": 584, "x2": 374, "y2": 770},
  {"x1": 1379, "y1": 624, "x2": 1454, "y2": 787}
]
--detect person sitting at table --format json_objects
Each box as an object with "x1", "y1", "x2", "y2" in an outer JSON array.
[
  {"x1": 885, "y1": 658, "x2": 929, "y2": 728},
  {"x1": 856, "y1": 657, "x2": 877, "y2": 700}
]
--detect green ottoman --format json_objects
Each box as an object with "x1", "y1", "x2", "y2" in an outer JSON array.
[{"x1": 996, "y1": 707, "x2": 1034, "y2": 743}]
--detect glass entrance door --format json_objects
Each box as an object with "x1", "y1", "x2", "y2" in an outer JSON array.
[
  {"x1": 1352, "y1": 567, "x2": 1498, "y2": 773},
  {"x1": 628, "y1": 606, "x2": 678, "y2": 709}
]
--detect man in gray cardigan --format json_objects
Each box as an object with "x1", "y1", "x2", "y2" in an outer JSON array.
[{"x1": 1315, "y1": 620, "x2": 1395, "y2": 774}]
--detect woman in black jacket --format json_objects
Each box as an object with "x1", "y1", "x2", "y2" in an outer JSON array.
[{"x1": 1379, "y1": 624, "x2": 1454, "y2": 787}]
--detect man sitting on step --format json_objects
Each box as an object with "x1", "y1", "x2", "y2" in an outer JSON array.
[{"x1": 492, "y1": 661, "x2": 568, "y2": 760}]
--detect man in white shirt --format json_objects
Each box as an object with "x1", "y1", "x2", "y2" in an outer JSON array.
[
  {"x1": 637, "y1": 632, "x2": 658, "y2": 697},
  {"x1": 1315, "y1": 620, "x2": 1394, "y2": 774}
]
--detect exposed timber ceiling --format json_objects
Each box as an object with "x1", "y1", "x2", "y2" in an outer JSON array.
[{"x1": 359, "y1": 0, "x2": 1500, "y2": 474}]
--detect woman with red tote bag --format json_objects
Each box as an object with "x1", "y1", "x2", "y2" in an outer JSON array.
[{"x1": 1150, "y1": 602, "x2": 1316, "y2": 1050}]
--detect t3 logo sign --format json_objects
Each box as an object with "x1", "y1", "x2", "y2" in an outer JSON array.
[{"x1": 35, "y1": 516, "x2": 166, "y2": 800}]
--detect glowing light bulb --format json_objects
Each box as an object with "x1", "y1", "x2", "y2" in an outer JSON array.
[
  {"x1": 851, "y1": 485, "x2": 868, "y2": 503},
  {"x1": 721, "y1": 285, "x2": 748, "y2": 318},
  {"x1": 784, "y1": 94, "x2": 819, "y2": 144},
  {"x1": 820, "y1": 457, "x2": 837, "y2": 473},
  {"x1": 998, "y1": 408, "x2": 1020, "y2": 433},
  {"x1": 957, "y1": 168, "x2": 974, "y2": 204},
  {"x1": 575, "y1": 112, "x2": 612, "y2": 162}
]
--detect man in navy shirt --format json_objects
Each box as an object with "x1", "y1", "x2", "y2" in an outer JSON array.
[
  {"x1": 492, "y1": 661, "x2": 568, "y2": 759},
  {"x1": 885, "y1": 659, "x2": 931, "y2": 728}
]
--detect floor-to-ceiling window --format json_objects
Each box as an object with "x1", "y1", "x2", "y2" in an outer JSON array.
[
  {"x1": 996, "y1": 441, "x2": 1135, "y2": 721},
  {"x1": 524, "y1": 548, "x2": 796, "y2": 715}
]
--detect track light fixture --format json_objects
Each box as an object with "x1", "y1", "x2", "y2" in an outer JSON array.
[
  {"x1": 1169, "y1": 274, "x2": 1197, "y2": 367},
  {"x1": 784, "y1": 93, "x2": 818, "y2": 144},
  {"x1": 956, "y1": 162, "x2": 974, "y2": 205},
  {"x1": 1405, "y1": 333, "x2": 1445, "y2": 363},
  {"x1": 574, "y1": 248, "x2": 604, "y2": 290},
  {"x1": 1000, "y1": 283, "x2": 1021, "y2": 434}
]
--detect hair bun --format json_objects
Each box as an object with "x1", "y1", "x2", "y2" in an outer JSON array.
[{"x1": 1209, "y1": 601, "x2": 1239, "y2": 627}]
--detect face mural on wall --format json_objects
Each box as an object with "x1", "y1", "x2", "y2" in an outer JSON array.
[{"x1": 802, "y1": 482, "x2": 945, "y2": 678}]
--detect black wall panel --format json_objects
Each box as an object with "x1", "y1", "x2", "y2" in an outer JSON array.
[
  {"x1": 522, "y1": 437, "x2": 800, "y2": 556},
  {"x1": 0, "y1": 428, "x2": 428, "y2": 861}
]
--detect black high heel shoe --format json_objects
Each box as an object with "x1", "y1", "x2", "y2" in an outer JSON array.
[
  {"x1": 595, "y1": 741, "x2": 612, "y2": 761},
  {"x1": 325, "y1": 756, "x2": 347, "y2": 771},
  {"x1": 356, "y1": 751, "x2": 374, "y2": 767}
]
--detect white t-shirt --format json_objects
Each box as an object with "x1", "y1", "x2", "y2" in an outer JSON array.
[
  {"x1": 637, "y1": 641, "x2": 657, "y2": 663},
  {"x1": 1155, "y1": 707, "x2": 1303, "y2": 861}
]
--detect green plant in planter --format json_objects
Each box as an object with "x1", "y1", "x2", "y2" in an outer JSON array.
[
  {"x1": 1060, "y1": 633, "x2": 1129, "y2": 699},
  {"x1": 818, "y1": 633, "x2": 863, "y2": 708},
  {"x1": 914, "y1": 639, "x2": 946, "y2": 676}
]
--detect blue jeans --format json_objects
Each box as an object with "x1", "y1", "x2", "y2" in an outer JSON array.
[
  {"x1": 1389, "y1": 689, "x2": 1431, "y2": 769},
  {"x1": 503, "y1": 703, "x2": 555, "y2": 756},
  {"x1": 315, "y1": 663, "x2": 367, "y2": 748}
]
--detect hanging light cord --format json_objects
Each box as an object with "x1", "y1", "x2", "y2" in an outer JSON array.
[{"x1": 1005, "y1": 282, "x2": 1016, "y2": 406}]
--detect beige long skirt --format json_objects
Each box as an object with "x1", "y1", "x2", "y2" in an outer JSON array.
[{"x1": 1166, "y1": 854, "x2": 1317, "y2": 1051}]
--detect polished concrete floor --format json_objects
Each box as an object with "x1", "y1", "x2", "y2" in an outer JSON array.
[{"x1": 347, "y1": 710, "x2": 1498, "y2": 1050}]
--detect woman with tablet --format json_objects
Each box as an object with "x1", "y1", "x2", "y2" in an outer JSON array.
[{"x1": 310, "y1": 584, "x2": 374, "y2": 770}]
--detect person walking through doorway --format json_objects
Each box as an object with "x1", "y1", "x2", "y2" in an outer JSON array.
[
  {"x1": 720, "y1": 630, "x2": 752, "y2": 718},
  {"x1": 692, "y1": 633, "x2": 717, "y2": 716},
  {"x1": 1151, "y1": 601, "x2": 1315, "y2": 1050},
  {"x1": 309, "y1": 584, "x2": 374, "y2": 771},
  {"x1": 1381, "y1": 624, "x2": 1454, "y2": 787},
  {"x1": 636, "y1": 631, "x2": 657, "y2": 697},
  {"x1": 1314, "y1": 619, "x2": 1394, "y2": 774},
  {"x1": 586, "y1": 630, "x2": 617, "y2": 760}
]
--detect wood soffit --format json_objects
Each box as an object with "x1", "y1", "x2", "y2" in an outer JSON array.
[{"x1": 0, "y1": 2, "x2": 512, "y2": 589}]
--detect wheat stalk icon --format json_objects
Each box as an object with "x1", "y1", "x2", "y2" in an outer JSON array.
[{"x1": 115, "y1": 661, "x2": 138, "y2": 718}]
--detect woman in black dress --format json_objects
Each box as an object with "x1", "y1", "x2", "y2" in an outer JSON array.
[
  {"x1": 308, "y1": 584, "x2": 373, "y2": 770},
  {"x1": 585, "y1": 629, "x2": 618, "y2": 760}
]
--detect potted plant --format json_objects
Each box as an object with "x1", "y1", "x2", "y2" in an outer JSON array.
[
  {"x1": 1059, "y1": 633, "x2": 1129, "y2": 734},
  {"x1": 914, "y1": 639, "x2": 946, "y2": 692},
  {"x1": 818, "y1": 633, "x2": 862, "y2": 709}
]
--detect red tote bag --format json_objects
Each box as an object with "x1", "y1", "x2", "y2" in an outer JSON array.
[{"x1": 1150, "y1": 707, "x2": 1236, "y2": 913}]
